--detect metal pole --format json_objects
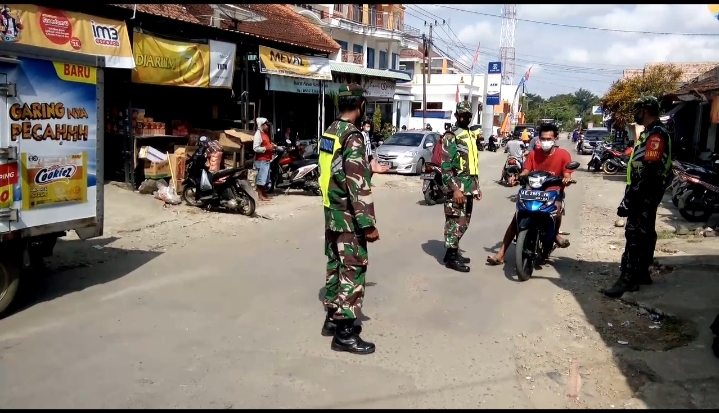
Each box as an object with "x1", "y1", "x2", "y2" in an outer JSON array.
[
  {"x1": 427, "y1": 24, "x2": 433, "y2": 84},
  {"x1": 468, "y1": 42, "x2": 481, "y2": 123},
  {"x1": 481, "y1": 64, "x2": 493, "y2": 138}
]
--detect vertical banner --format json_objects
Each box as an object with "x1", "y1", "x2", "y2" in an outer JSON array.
[
  {"x1": 486, "y1": 62, "x2": 502, "y2": 106},
  {"x1": 208, "y1": 40, "x2": 236, "y2": 88}
]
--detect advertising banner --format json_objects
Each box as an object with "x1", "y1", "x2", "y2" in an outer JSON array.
[
  {"x1": 208, "y1": 39, "x2": 236, "y2": 88},
  {"x1": 1, "y1": 56, "x2": 98, "y2": 229},
  {"x1": 1, "y1": 4, "x2": 134, "y2": 69},
  {"x1": 259, "y1": 45, "x2": 332, "y2": 80},
  {"x1": 486, "y1": 61, "x2": 502, "y2": 106},
  {"x1": 132, "y1": 31, "x2": 210, "y2": 87}
]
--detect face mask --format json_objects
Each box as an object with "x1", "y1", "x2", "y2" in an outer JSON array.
[
  {"x1": 540, "y1": 140, "x2": 554, "y2": 151},
  {"x1": 633, "y1": 111, "x2": 643, "y2": 124},
  {"x1": 364, "y1": 127, "x2": 371, "y2": 132}
]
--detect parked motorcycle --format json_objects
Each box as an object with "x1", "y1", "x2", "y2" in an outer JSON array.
[
  {"x1": 514, "y1": 161, "x2": 579, "y2": 281},
  {"x1": 181, "y1": 136, "x2": 257, "y2": 216},
  {"x1": 268, "y1": 140, "x2": 321, "y2": 195},
  {"x1": 678, "y1": 172, "x2": 719, "y2": 222},
  {"x1": 421, "y1": 162, "x2": 447, "y2": 205},
  {"x1": 671, "y1": 158, "x2": 719, "y2": 206},
  {"x1": 501, "y1": 156, "x2": 523, "y2": 186},
  {"x1": 602, "y1": 150, "x2": 631, "y2": 175},
  {"x1": 587, "y1": 142, "x2": 607, "y2": 172}
]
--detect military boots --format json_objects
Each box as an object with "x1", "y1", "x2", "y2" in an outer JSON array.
[
  {"x1": 602, "y1": 272, "x2": 639, "y2": 298},
  {"x1": 331, "y1": 319, "x2": 375, "y2": 355},
  {"x1": 321, "y1": 308, "x2": 362, "y2": 337},
  {"x1": 443, "y1": 248, "x2": 470, "y2": 264},
  {"x1": 444, "y1": 248, "x2": 470, "y2": 273}
]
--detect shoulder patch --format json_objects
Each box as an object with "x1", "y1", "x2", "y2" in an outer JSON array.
[{"x1": 644, "y1": 134, "x2": 664, "y2": 162}]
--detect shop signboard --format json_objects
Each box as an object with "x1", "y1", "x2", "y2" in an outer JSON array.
[
  {"x1": 131, "y1": 32, "x2": 236, "y2": 88},
  {"x1": 363, "y1": 78, "x2": 396, "y2": 98},
  {"x1": 486, "y1": 61, "x2": 502, "y2": 106},
  {"x1": 2, "y1": 56, "x2": 98, "y2": 228},
  {"x1": 258, "y1": 45, "x2": 332, "y2": 81},
  {"x1": 1, "y1": 4, "x2": 134, "y2": 69},
  {"x1": 267, "y1": 75, "x2": 321, "y2": 94},
  {"x1": 324, "y1": 73, "x2": 396, "y2": 98}
]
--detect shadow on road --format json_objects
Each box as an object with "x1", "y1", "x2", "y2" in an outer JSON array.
[
  {"x1": 10, "y1": 237, "x2": 162, "y2": 317},
  {"x1": 498, "y1": 245, "x2": 719, "y2": 408}
]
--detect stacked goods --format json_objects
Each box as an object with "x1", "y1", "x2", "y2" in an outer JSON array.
[{"x1": 131, "y1": 108, "x2": 167, "y2": 137}]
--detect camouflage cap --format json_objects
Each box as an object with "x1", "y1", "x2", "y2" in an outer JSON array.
[
  {"x1": 632, "y1": 95, "x2": 660, "y2": 112},
  {"x1": 456, "y1": 101, "x2": 472, "y2": 114},
  {"x1": 338, "y1": 83, "x2": 366, "y2": 97}
]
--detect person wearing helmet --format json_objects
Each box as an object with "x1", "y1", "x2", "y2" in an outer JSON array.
[
  {"x1": 603, "y1": 95, "x2": 672, "y2": 298},
  {"x1": 440, "y1": 101, "x2": 482, "y2": 272}
]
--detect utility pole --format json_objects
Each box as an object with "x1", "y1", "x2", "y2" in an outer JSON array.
[
  {"x1": 468, "y1": 42, "x2": 481, "y2": 123},
  {"x1": 427, "y1": 23, "x2": 433, "y2": 84},
  {"x1": 422, "y1": 33, "x2": 427, "y2": 125}
]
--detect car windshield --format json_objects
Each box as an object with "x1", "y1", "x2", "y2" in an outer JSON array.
[
  {"x1": 584, "y1": 130, "x2": 607, "y2": 141},
  {"x1": 383, "y1": 133, "x2": 424, "y2": 147}
]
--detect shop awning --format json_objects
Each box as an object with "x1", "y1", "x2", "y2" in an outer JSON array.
[
  {"x1": 330, "y1": 62, "x2": 411, "y2": 82},
  {"x1": 10, "y1": 5, "x2": 134, "y2": 69}
]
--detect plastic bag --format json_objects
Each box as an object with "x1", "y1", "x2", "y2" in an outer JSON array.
[
  {"x1": 200, "y1": 169, "x2": 213, "y2": 191},
  {"x1": 138, "y1": 179, "x2": 165, "y2": 194},
  {"x1": 154, "y1": 185, "x2": 182, "y2": 205}
]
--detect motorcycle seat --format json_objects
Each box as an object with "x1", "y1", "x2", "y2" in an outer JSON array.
[
  {"x1": 289, "y1": 159, "x2": 317, "y2": 170},
  {"x1": 212, "y1": 167, "x2": 244, "y2": 179}
]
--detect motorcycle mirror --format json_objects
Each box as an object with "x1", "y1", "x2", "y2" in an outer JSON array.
[
  {"x1": 425, "y1": 142, "x2": 434, "y2": 148},
  {"x1": 565, "y1": 161, "x2": 580, "y2": 170}
]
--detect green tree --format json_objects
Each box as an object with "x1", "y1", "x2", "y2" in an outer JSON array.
[
  {"x1": 600, "y1": 64, "x2": 682, "y2": 129},
  {"x1": 372, "y1": 109, "x2": 382, "y2": 132},
  {"x1": 573, "y1": 88, "x2": 599, "y2": 116}
]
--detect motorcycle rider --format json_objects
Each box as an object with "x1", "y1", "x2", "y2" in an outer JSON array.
[
  {"x1": 440, "y1": 101, "x2": 482, "y2": 272},
  {"x1": 603, "y1": 96, "x2": 672, "y2": 298},
  {"x1": 502, "y1": 136, "x2": 527, "y2": 183},
  {"x1": 487, "y1": 134, "x2": 498, "y2": 151},
  {"x1": 318, "y1": 84, "x2": 389, "y2": 355},
  {"x1": 487, "y1": 123, "x2": 573, "y2": 266}
]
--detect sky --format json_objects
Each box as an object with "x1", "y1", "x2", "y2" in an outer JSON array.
[{"x1": 403, "y1": 4, "x2": 719, "y2": 99}]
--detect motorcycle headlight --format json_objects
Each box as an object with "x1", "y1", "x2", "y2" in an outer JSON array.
[
  {"x1": 404, "y1": 151, "x2": 418, "y2": 157},
  {"x1": 528, "y1": 176, "x2": 543, "y2": 189}
]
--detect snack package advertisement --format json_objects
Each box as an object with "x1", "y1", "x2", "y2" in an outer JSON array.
[{"x1": 0, "y1": 56, "x2": 97, "y2": 230}]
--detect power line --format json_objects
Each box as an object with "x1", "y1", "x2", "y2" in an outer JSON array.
[{"x1": 432, "y1": 5, "x2": 719, "y2": 36}]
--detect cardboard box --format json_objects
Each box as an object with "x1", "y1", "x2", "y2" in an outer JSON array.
[
  {"x1": 168, "y1": 152, "x2": 186, "y2": 181},
  {"x1": 188, "y1": 128, "x2": 253, "y2": 151},
  {"x1": 144, "y1": 159, "x2": 171, "y2": 179},
  {"x1": 138, "y1": 145, "x2": 167, "y2": 163}
]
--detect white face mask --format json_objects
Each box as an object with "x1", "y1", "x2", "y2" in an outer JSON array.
[
  {"x1": 364, "y1": 127, "x2": 371, "y2": 132},
  {"x1": 540, "y1": 140, "x2": 554, "y2": 151}
]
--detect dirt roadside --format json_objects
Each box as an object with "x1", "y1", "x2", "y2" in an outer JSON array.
[{"x1": 510, "y1": 165, "x2": 719, "y2": 409}]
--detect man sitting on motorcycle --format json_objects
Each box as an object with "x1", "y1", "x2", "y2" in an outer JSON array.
[
  {"x1": 502, "y1": 136, "x2": 528, "y2": 182},
  {"x1": 487, "y1": 123, "x2": 574, "y2": 266}
]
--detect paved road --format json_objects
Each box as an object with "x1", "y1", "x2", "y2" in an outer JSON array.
[{"x1": 0, "y1": 136, "x2": 589, "y2": 408}]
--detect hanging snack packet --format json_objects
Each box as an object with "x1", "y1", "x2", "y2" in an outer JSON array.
[{"x1": 21, "y1": 152, "x2": 88, "y2": 210}]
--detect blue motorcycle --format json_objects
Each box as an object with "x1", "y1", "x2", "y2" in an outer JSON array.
[{"x1": 514, "y1": 161, "x2": 579, "y2": 281}]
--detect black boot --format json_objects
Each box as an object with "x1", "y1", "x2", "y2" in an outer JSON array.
[
  {"x1": 602, "y1": 272, "x2": 639, "y2": 298},
  {"x1": 444, "y1": 248, "x2": 470, "y2": 273},
  {"x1": 443, "y1": 248, "x2": 470, "y2": 264},
  {"x1": 636, "y1": 271, "x2": 653, "y2": 285},
  {"x1": 331, "y1": 319, "x2": 375, "y2": 355},
  {"x1": 321, "y1": 308, "x2": 362, "y2": 337}
]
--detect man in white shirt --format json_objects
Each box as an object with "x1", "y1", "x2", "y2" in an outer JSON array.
[{"x1": 361, "y1": 120, "x2": 373, "y2": 162}]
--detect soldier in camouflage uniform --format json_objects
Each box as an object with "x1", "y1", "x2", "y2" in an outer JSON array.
[
  {"x1": 318, "y1": 84, "x2": 382, "y2": 355},
  {"x1": 604, "y1": 96, "x2": 672, "y2": 298},
  {"x1": 440, "y1": 101, "x2": 482, "y2": 272}
]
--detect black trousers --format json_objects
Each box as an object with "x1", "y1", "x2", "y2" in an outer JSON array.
[{"x1": 620, "y1": 198, "x2": 660, "y2": 277}]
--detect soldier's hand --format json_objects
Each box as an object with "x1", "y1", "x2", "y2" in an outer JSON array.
[
  {"x1": 370, "y1": 158, "x2": 389, "y2": 174},
  {"x1": 364, "y1": 226, "x2": 380, "y2": 243},
  {"x1": 473, "y1": 190, "x2": 482, "y2": 201},
  {"x1": 452, "y1": 190, "x2": 465, "y2": 205}
]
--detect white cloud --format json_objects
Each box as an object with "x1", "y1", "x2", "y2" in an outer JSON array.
[{"x1": 403, "y1": 4, "x2": 719, "y2": 97}]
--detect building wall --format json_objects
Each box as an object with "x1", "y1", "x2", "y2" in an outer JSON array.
[{"x1": 331, "y1": 31, "x2": 400, "y2": 70}]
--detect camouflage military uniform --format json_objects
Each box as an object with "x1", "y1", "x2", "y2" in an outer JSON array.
[
  {"x1": 321, "y1": 120, "x2": 376, "y2": 321},
  {"x1": 441, "y1": 101, "x2": 480, "y2": 250}
]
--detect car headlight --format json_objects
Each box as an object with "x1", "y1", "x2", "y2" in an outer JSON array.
[{"x1": 404, "y1": 151, "x2": 418, "y2": 157}]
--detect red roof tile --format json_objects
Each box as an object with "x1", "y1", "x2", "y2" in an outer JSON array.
[
  {"x1": 399, "y1": 47, "x2": 440, "y2": 60},
  {"x1": 112, "y1": 4, "x2": 202, "y2": 24},
  {"x1": 186, "y1": 4, "x2": 340, "y2": 54}
]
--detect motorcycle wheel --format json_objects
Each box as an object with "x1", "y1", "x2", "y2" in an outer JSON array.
[
  {"x1": 236, "y1": 191, "x2": 256, "y2": 216},
  {"x1": 424, "y1": 186, "x2": 437, "y2": 206},
  {"x1": 602, "y1": 161, "x2": 619, "y2": 175},
  {"x1": 182, "y1": 186, "x2": 204, "y2": 207},
  {"x1": 515, "y1": 228, "x2": 537, "y2": 282},
  {"x1": 679, "y1": 189, "x2": 712, "y2": 222}
]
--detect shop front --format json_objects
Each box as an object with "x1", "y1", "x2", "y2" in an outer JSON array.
[
  {"x1": 260, "y1": 45, "x2": 332, "y2": 141},
  {"x1": 107, "y1": 29, "x2": 242, "y2": 187},
  {"x1": 363, "y1": 77, "x2": 397, "y2": 130}
]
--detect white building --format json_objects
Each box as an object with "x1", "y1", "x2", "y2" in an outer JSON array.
[{"x1": 293, "y1": 4, "x2": 420, "y2": 129}]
